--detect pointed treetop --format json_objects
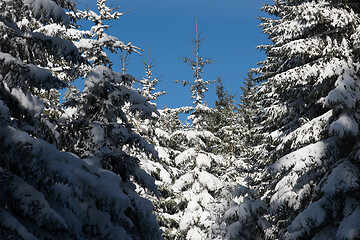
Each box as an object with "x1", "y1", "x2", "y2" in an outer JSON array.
[
  {"x1": 177, "y1": 17, "x2": 215, "y2": 106},
  {"x1": 138, "y1": 47, "x2": 166, "y2": 101},
  {"x1": 74, "y1": 0, "x2": 141, "y2": 68}
]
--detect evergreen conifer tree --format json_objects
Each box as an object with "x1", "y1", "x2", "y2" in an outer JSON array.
[
  {"x1": 138, "y1": 48, "x2": 166, "y2": 102},
  {"x1": 0, "y1": 1, "x2": 162, "y2": 239},
  {"x1": 214, "y1": 79, "x2": 243, "y2": 157},
  {"x1": 210, "y1": 78, "x2": 255, "y2": 240},
  {"x1": 72, "y1": 0, "x2": 141, "y2": 69},
  {"x1": 177, "y1": 17, "x2": 214, "y2": 131},
  {"x1": 225, "y1": 1, "x2": 360, "y2": 239},
  {"x1": 162, "y1": 17, "x2": 235, "y2": 240},
  {"x1": 238, "y1": 72, "x2": 260, "y2": 149},
  {"x1": 214, "y1": 77, "x2": 231, "y2": 135}
]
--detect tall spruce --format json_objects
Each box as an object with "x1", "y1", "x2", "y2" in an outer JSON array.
[
  {"x1": 210, "y1": 79, "x2": 254, "y2": 239},
  {"x1": 225, "y1": 1, "x2": 360, "y2": 239},
  {"x1": 161, "y1": 17, "x2": 236, "y2": 240},
  {"x1": 214, "y1": 77, "x2": 231, "y2": 134},
  {"x1": 238, "y1": 72, "x2": 259, "y2": 147},
  {"x1": 214, "y1": 79, "x2": 243, "y2": 157},
  {"x1": 177, "y1": 17, "x2": 214, "y2": 131}
]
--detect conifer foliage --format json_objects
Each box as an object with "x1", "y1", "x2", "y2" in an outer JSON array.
[
  {"x1": 0, "y1": 1, "x2": 161, "y2": 239},
  {"x1": 73, "y1": 0, "x2": 141, "y2": 68},
  {"x1": 226, "y1": 1, "x2": 360, "y2": 239},
  {"x1": 177, "y1": 17, "x2": 215, "y2": 131},
  {"x1": 138, "y1": 48, "x2": 166, "y2": 102},
  {"x1": 155, "y1": 17, "x2": 236, "y2": 240}
]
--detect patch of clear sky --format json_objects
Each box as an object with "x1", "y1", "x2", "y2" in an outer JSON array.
[{"x1": 74, "y1": 0, "x2": 273, "y2": 110}]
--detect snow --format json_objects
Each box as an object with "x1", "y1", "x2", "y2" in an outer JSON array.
[
  {"x1": 337, "y1": 205, "x2": 360, "y2": 239},
  {"x1": 325, "y1": 68, "x2": 359, "y2": 109},
  {"x1": 134, "y1": 166, "x2": 159, "y2": 196},
  {"x1": 155, "y1": 146, "x2": 170, "y2": 161},
  {"x1": 187, "y1": 227, "x2": 206, "y2": 240},
  {"x1": 171, "y1": 130, "x2": 218, "y2": 149},
  {"x1": 9, "y1": 87, "x2": 44, "y2": 116},
  {"x1": 155, "y1": 128, "x2": 170, "y2": 140},
  {"x1": 90, "y1": 122, "x2": 105, "y2": 145},
  {"x1": 329, "y1": 113, "x2": 359, "y2": 137},
  {"x1": 138, "y1": 155, "x2": 172, "y2": 185},
  {"x1": 270, "y1": 173, "x2": 311, "y2": 211},
  {"x1": 0, "y1": 125, "x2": 159, "y2": 238},
  {"x1": 61, "y1": 107, "x2": 78, "y2": 120},
  {"x1": 285, "y1": 199, "x2": 327, "y2": 240},
  {"x1": 270, "y1": 138, "x2": 336, "y2": 173},
  {"x1": 75, "y1": 39, "x2": 94, "y2": 49},
  {"x1": 173, "y1": 172, "x2": 194, "y2": 193},
  {"x1": 225, "y1": 200, "x2": 251, "y2": 225},
  {"x1": 322, "y1": 160, "x2": 359, "y2": 195},
  {"x1": 198, "y1": 171, "x2": 223, "y2": 192},
  {"x1": 0, "y1": 207, "x2": 37, "y2": 240},
  {"x1": 12, "y1": 175, "x2": 68, "y2": 230},
  {"x1": 175, "y1": 148, "x2": 196, "y2": 165},
  {"x1": 23, "y1": 0, "x2": 70, "y2": 25},
  {"x1": 0, "y1": 51, "x2": 64, "y2": 90},
  {"x1": 37, "y1": 24, "x2": 89, "y2": 40},
  {"x1": 278, "y1": 110, "x2": 332, "y2": 151},
  {"x1": 269, "y1": 138, "x2": 341, "y2": 211},
  {"x1": 196, "y1": 153, "x2": 212, "y2": 169}
]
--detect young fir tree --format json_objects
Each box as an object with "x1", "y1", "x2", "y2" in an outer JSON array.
[
  {"x1": 210, "y1": 79, "x2": 256, "y2": 240},
  {"x1": 160, "y1": 17, "x2": 235, "y2": 240},
  {"x1": 118, "y1": 50, "x2": 186, "y2": 239},
  {"x1": 177, "y1": 17, "x2": 215, "y2": 131},
  {"x1": 214, "y1": 78, "x2": 244, "y2": 157},
  {"x1": 238, "y1": 72, "x2": 260, "y2": 148},
  {"x1": 0, "y1": 0, "x2": 162, "y2": 239},
  {"x1": 214, "y1": 77, "x2": 231, "y2": 135},
  {"x1": 225, "y1": 1, "x2": 360, "y2": 239},
  {"x1": 138, "y1": 48, "x2": 166, "y2": 102}
]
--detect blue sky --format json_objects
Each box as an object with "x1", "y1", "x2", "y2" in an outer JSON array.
[{"x1": 76, "y1": 0, "x2": 273, "y2": 109}]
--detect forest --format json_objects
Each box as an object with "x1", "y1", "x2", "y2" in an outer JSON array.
[{"x1": 0, "y1": 0, "x2": 360, "y2": 239}]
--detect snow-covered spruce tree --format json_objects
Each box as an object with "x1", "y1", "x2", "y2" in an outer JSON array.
[
  {"x1": 130, "y1": 48, "x2": 167, "y2": 147},
  {"x1": 138, "y1": 48, "x2": 166, "y2": 102},
  {"x1": 159, "y1": 107, "x2": 188, "y2": 136},
  {"x1": 115, "y1": 50, "x2": 186, "y2": 239},
  {"x1": 221, "y1": 73, "x2": 268, "y2": 240},
  {"x1": 209, "y1": 78, "x2": 258, "y2": 240},
  {"x1": 60, "y1": 65, "x2": 161, "y2": 192},
  {"x1": 226, "y1": 1, "x2": 360, "y2": 239},
  {"x1": 160, "y1": 18, "x2": 235, "y2": 240},
  {"x1": 177, "y1": 17, "x2": 215, "y2": 132},
  {"x1": 59, "y1": 1, "x2": 163, "y2": 238},
  {"x1": 0, "y1": 0, "x2": 81, "y2": 146},
  {"x1": 213, "y1": 77, "x2": 231, "y2": 131},
  {"x1": 168, "y1": 127, "x2": 227, "y2": 240},
  {"x1": 213, "y1": 78, "x2": 244, "y2": 157},
  {"x1": 238, "y1": 72, "x2": 262, "y2": 151},
  {"x1": 0, "y1": 0, "x2": 162, "y2": 239}
]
